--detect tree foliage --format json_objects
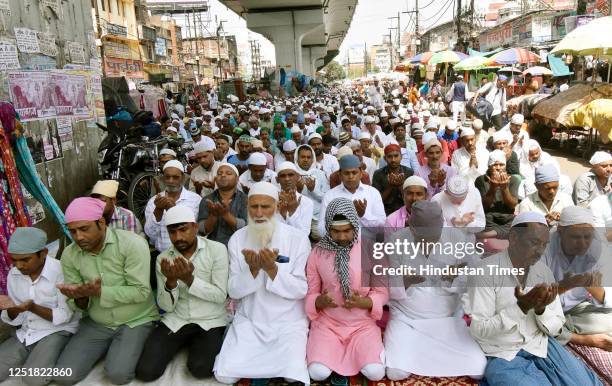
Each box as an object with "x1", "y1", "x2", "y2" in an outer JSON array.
[{"x1": 323, "y1": 61, "x2": 346, "y2": 82}]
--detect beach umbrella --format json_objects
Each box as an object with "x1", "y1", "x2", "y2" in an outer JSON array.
[
  {"x1": 454, "y1": 56, "x2": 496, "y2": 71},
  {"x1": 551, "y1": 16, "x2": 612, "y2": 57},
  {"x1": 498, "y1": 67, "x2": 523, "y2": 73},
  {"x1": 428, "y1": 50, "x2": 468, "y2": 65},
  {"x1": 523, "y1": 66, "x2": 553, "y2": 76},
  {"x1": 487, "y1": 48, "x2": 540, "y2": 65},
  {"x1": 410, "y1": 52, "x2": 433, "y2": 64}
]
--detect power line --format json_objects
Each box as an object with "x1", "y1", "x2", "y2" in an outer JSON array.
[
  {"x1": 421, "y1": 0, "x2": 455, "y2": 31},
  {"x1": 420, "y1": 0, "x2": 453, "y2": 23}
]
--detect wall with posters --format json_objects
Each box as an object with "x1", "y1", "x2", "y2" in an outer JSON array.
[{"x1": 0, "y1": 0, "x2": 104, "y2": 240}]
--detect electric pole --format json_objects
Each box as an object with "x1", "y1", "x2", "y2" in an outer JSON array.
[
  {"x1": 388, "y1": 12, "x2": 400, "y2": 63},
  {"x1": 364, "y1": 42, "x2": 368, "y2": 76},
  {"x1": 456, "y1": 0, "x2": 463, "y2": 50},
  {"x1": 403, "y1": 0, "x2": 419, "y2": 57}
]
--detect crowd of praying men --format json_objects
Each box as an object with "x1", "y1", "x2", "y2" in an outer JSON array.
[{"x1": 0, "y1": 79, "x2": 611, "y2": 386}]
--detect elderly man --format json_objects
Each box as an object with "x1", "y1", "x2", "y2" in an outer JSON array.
[
  {"x1": 432, "y1": 175, "x2": 485, "y2": 244},
  {"x1": 518, "y1": 164, "x2": 574, "y2": 226},
  {"x1": 384, "y1": 201, "x2": 486, "y2": 381},
  {"x1": 227, "y1": 135, "x2": 253, "y2": 175},
  {"x1": 319, "y1": 155, "x2": 386, "y2": 237},
  {"x1": 0, "y1": 228, "x2": 79, "y2": 386},
  {"x1": 363, "y1": 115, "x2": 387, "y2": 148},
  {"x1": 306, "y1": 198, "x2": 388, "y2": 381},
  {"x1": 54, "y1": 198, "x2": 158, "y2": 385},
  {"x1": 308, "y1": 133, "x2": 339, "y2": 178},
  {"x1": 198, "y1": 163, "x2": 248, "y2": 246},
  {"x1": 466, "y1": 212, "x2": 602, "y2": 385},
  {"x1": 415, "y1": 138, "x2": 457, "y2": 198},
  {"x1": 90, "y1": 180, "x2": 143, "y2": 236},
  {"x1": 189, "y1": 139, "x2": 220, "y2": 197},
  {"x1": 491, "y1": 130, "x2": 521, "y2": 176},
  {"x1": 145, "y1": 160, "x2": 202, "y2": 254},
  {"x1": 475, "y1": 150, "x2": 520, "y2": 239},
  {"x1": 276, "y1": 162, "x2": 314, "y2": 237},
  {"x1": 136, "y1": 206, "x2": 228, "y2": 381},
  {"x1": 451, "y1": 127, "x2": 489, "y2": 185},
  {"x1": 501, "y1": 113, "x2": 530, "y2": 155},
  {"x1": 385, "y1": 176, "x2": 428, "y2": 229},
  {"x1": 519, "y1": 140, "x2": 565, "y2": 199},
  {"x1": 372, "y1": 144, "x2": 414, "y2": 215},
  {"x1": 239, "y1": 152, "x2": 277, "y2": 194},
  {"x1": 213, "y1": 182, "x2": 311, "y2": 384},
  {"x1": 574, "y1": 151, "x2": 612, "y2": 207},
  {"x1": 543, "y1": 207, "x2": 612, "y2": 348}
]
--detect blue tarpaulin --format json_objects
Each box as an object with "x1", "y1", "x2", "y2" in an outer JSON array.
[{"x1": 547, "y1": 54, "x2": 574, "y2": 77}]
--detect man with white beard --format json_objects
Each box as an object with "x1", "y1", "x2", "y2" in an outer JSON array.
[{"x1": 214, "y1": 182, "x2": 311, "y2": 385}]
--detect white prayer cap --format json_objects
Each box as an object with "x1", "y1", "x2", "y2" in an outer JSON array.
[
  {"x1": 389, "y1": 117, "x2": 400, "y2": 125},
  {"x1": 393, "y1": 98, "x2": 400, "y2": 106},
  {"x1": 534, "y1": 164, "x2": 559, "y2": 184},
  {"x1": 492, "y1": 130, "x2": 511, "y2": 144},
  {"x1": 559, "y1": 206, "x2": 594, "y2": 226},
  {"x1": 217, "y1": 162, "x2": 239, "y2": 177},
  {"x1": 380, "y1": 111, "x2": 389, "y2": 118},
  {"x1": 248, "y1": 181, "x2": 279, "y2": 201},
  {"x1": 290, "y1": 127, "x2": 301, "y2": 134},
  {"x1": 248, "y1": 152, "x2": 267, "y2": 166},
  {"x1": 488, "y1": 150, "x2": 506, "y2": 166},
  {"x1": 91, "y1": 180, "x2": 119, "y2": 198},
  {"x1": 589, "y1": 151, "x2": 612, "y2": 165},
  {"x1": 446, "y1": 175, "x2": 469, "y2": 199},
  {"x1": 446, "y1": 120, "x2": 458, "y2": 131},
  {"x1": 422, "y1": 132, "x2": 437, "y2": 146},
  {"x1": 164, "y1": 205, "x2": 196, "y2": 226},
  {"x1": 251, "y1": 139, "x2": 264, "y2": 149},
  {"x1": 292, "y1": 111, "x2": 299, "y2": 116},
  {"x1": 277, "y1": 161, "x2": 298, "y2": 173},
  {"x1": 422, "y1": 110, "x2": 431, "y2": 117},
  {"x1": 283, "y1": 140, "x2": 297, "y2": 152},
  {"x1": 511, "y1": 211, "x2": 548, "y2": 227},
  {"x1": 166, "y1": 127, "x2": 178, "y2": 133},
  {"x1": 348, "y1": 140, "x2": 361, "y2": 150},
  {"x1": 362, "y1": 108, "x2": 368, "y2": 114},
  {"x1": 163, "y1": 160, "x2": 184, "y2": 172},
  {"x1": 461, "y1": 127, "x2": 475, "y2": 137},
  {"x1": 327, "y1": 106, "x2": 334, "y2": 113},
  {"x1": 510, "y1": 113, "x2": 525, "y2": 125},
  {"x1": 367, "y1": 105, "x2": 376, "y2": 111},
  {"x1": 337, "y1": 146, "x2": 353, "y2": 160},
  {"x1": 251, "y1": 106, "x2": 260, "y2": 112},
  {"x1": 308, "y1": 133, "x2": 323, "y2": 142},
  {"x1": 193, "y1": 139, "x2": 215, "y2": 154},
  {"x1": 402, "y1": 176, "x2": 427, "y2": 190},
  {"x1": 260, "y1": 108, "x2": 270, "y2": 114},
  {"x1": 424, "y1": 138, "x2": 442, "y2": 152},
  {"x1": 160, "y1": 148, "x2": 177, "y2": 157},
  {"x1": 472, "y1": 119, "x2": 484, "y2": 129},
  {"x1": 364, "y1": 116, "x2": 376, "y2": 124},
  {"x1": 357, "y1": 104, "x2": 364, "y2": 109},
  {"x1": 359, "y1": 132, "x2": 371, "y2": 140},
  {"x1": 276, "y1": 106, "x2": 284, "y2": 112}
]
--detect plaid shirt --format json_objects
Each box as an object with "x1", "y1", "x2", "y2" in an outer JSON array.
[{"x1": 110, "y1": 206, "x2": 144, "y2": 237}]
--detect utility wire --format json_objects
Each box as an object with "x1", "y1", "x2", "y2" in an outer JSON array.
[
  {"x1": 421, "y1": 0, "x2": 455, "y2": 31},
  {"x1": 419, "y1": 0, "x2": 453, "y2": 22}
]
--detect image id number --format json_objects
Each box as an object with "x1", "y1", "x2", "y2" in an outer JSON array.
[{"x1": 9, "y1": 368, "x2": 72, "y2": 377}]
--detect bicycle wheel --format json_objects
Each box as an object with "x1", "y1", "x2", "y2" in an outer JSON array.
[{"x1": 128, "y1": 172, "x2": 158, "y2": 224}]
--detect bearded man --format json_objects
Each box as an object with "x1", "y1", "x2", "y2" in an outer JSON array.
[{"x1": 213, "y1": 182, "x2": 311, "y2": 384}]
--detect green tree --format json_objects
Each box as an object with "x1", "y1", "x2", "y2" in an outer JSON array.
[{"x1": 323, "y1": 61, "x2": 346, "y2": 82}]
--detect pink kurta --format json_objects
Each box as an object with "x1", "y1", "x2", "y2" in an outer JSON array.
[{"x1": 305, "y1": 241, "x2": 388, "y2": 376}]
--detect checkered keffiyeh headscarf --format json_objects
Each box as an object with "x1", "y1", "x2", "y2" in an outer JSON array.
[{"x1": 317, "y1": 198, "x2": 360, "y2": 299}]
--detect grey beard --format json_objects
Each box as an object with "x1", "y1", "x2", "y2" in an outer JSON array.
[
  {"x1": 247, "y1": 215, "x2": 276, "y2": 248},
  {"x1": 166, "y1": 185, "x2": 182, "y2": 193}
]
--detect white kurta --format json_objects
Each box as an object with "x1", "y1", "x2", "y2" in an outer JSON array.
[
  {"x1": 213, "y1": 223, "x2": 311, "y2": 384},
  {"x1": 431, "y1": 187, "x2": 486, "y2": 246},
  {"x1": 278, "y1": 192, "x2": 314, "y2": 237},
  {"x1": 383, "y1": 229, "x2": 486, "y2": 377},
  {"x1": 451, "y1": 147, "x2": 489, "y2": 185}
]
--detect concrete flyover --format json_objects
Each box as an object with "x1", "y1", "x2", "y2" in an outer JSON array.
[{"x1": 220, "y1": 0, "x2": 358, "y2": 77}]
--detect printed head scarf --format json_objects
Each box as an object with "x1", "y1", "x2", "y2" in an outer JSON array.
[{"x1": 317, "y1": 197, "x2": 360, "y2": 300}]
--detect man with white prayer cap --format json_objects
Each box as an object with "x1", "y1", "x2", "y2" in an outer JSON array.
[
  {"x1": 145, "y1": 160, "x2": 202, "y2": 254},
  {"x1": 136, "y1": 205, "x2": 229, "y2": 381},
  {"x1": 501, "y1": 113, "x2": 530, "y2": 155},
  {"x1": 239, "y1": 152, "x2": 277, "y2": 194},
  {"x1": 276, "y1": 161, "x2": 314, "y2": 237},
  {"x1": 472, "y1": 119, "x2": 489, "y2": 150},
  {"x1": 384, "y1": 201, "x2": 487, "y2": 381},
  {"x1": 491, "y1": 130, "x2": 521, "y2": 175},
  {"x1": 90, "y1": 180, "x2": 143, "y2": 236},
  {"x1": 308, "y1": 133, "x2": 339, "y2": 178},
  {"x1": 474, "y1": 150, "x2": 520, "y2": 239},
  {"x1": 384, "y1": 176, "x2": 428, "y2": 229},
  {"x1": 518, "y1": 164, "x2": 574, "y2": 226},
  {"x1": 574, "y1": 151, "x2": 612, "y2": 207},
  {"x1": 0, "y1": 227, "x2": 79, "y2": 385},
  {"x1": 451, "y1": 127, "x2": 489, "y2": 185},
  {"x1": 159, "y1": 148, "x2": 177, "y2": 169},
  {"x1": 213, "y1": 182, "x2": 311, "y2": 385},
  {"x1": 432, "y1": 175, "x2": 485, "y2": 244},
  {"x1": 275, "y1": 139, "x2": 298, "y2": 170},
  {"x1": 466, "y1": 211, "x2": 602, "y2": 385},
  {"x1": 318, "y1": 155, "x2": 386, "y2": 237},
  {"x1": 189, "y1": 139, "x2": 221, "y2": 197},
  {"x1": 542, "y1": 207, "x2": 612, "y2": 377}
]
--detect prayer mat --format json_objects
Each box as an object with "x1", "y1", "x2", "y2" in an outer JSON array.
[
  {"x1": 567, "y1": 343, "x2": 612, "y2": 386},
  {"x1": 390, "y1": 376, "x2": 479, "y2": 386},
  {"x1": 239, "y1": 375, "x2": 479, "y2": 386}
]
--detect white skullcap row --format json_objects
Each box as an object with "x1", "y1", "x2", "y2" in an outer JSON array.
[
  {"x1": 283, "y1": 140, "x2": 297, "y2": 152},
  {"x1": 488, "y1": 150, "x2": 506, "y2": 166},
  {"x1": 511, "y1": 211, "x2": 548, "y2": 227},
  {"x1": 248, "y1": 152, "x2": 267, "y2": 166},
  {"x1": 510, "y1": 114, "x2": 525, "y2": 125},
  {"x1": 424, "y1": 138, "x2": 442, "y2": 152},
  {"x1": 193, "y1": 137, "x2": 216, "y2": 153},
  {"x1": 492, "y1": 130, "x2": 512, "y2": 144},
  {"x1": 160, "y1": 148, "x2": 177, "y2": 157},
  {"x1": 559, "y1": 206, "x2": 594, "y2": 226},
  {"x1": 92, "y1": 180, "x2": 119, "y2": 198},
  {"x1": 446, "y1": 175, "x2": 469, "y2": 198},
  {"x1": 277, "y1": 161, "x2": 298, "y2": 173},
  {"x1": 460, "y1": 127, "x2": 475, "y2": 137},
  {"x1": 163, "y1": 160, "x2": 184, "y2": 172},
  {"x1": 589, "y1": 151, "x2": 612, "y2": 166}
]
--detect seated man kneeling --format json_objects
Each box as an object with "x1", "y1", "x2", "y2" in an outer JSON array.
[{"x1": 136, "y1": 205, "x2": 229, "y2": 381}]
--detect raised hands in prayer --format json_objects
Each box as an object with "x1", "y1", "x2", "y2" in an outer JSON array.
[
  {"x1": 154, "y1": 194, "x2": 176, "y2": 211},
  {"x1": 387, "y1": 172, "x2": 405, "y2": 187},
  {"x1": 57, "y1": 278, "x2": 102, "y2": 299},
  {"x1": 343, "y1": 289, "x2": 373, "y2": 310},
  {"x1": 489, "y1": 170, "x2": 510, "y2": 191},
  {"x1": 545, "y1": 211, "x2": 561, "y2": 225},
  {"x1": 469, "y1": 150, "x2": 478, "y2": 168},
  {"x1": 302, "y1": 176, "x2": 316, "y2": 192},
  {"x1": 279, "y1": 190, "x2": 301, "y2": 219},
  {"x1": 207, "y1": 199, "x2": 230, "y2": 217},
  {"x1": 428, "y1": 168, "x2": 447, "y2": 188},
  {"x1": 451, "y1": 212, "x2": 475, "y2": 227},
  {"x1": 243, "y1": 248, "x2": 279, "y2": 279},
  {"x1": 353, "y1": 199, "x2": 367, "y2": 217},
  {"x1": 161, "y1": 256, "x2": 195, "y2": 288},
  {"x1": 558, "y1": 271, "x2": 602, "y2": 293},
  {"x1": 515, "y1": 283, "x2": 558, "y2": 315},
  {"x1": 315, "y1": 289, "x2": 338, "y2": 310}
]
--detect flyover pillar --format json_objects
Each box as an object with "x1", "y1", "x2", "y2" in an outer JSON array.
[
  {"x1": 302, "y1": 46, "x2": 327, "y2": 77},
  {"x1": 246, "y1": 9, "x2": 324, "y2": 74}
]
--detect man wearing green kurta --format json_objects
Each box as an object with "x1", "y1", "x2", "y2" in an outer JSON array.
[{"x1": 54, "y1": 197, "x2": 158, "y2": 385}]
